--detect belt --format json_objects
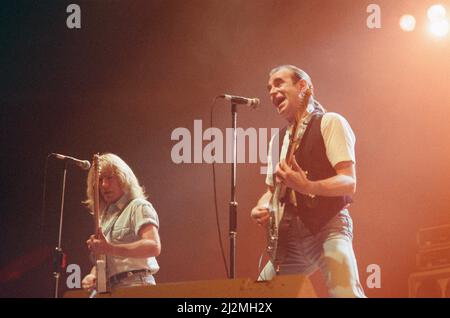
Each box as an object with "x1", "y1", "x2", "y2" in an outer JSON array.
[{"x1": 109, "y1": 269, "x2": 151, "y2": 285}]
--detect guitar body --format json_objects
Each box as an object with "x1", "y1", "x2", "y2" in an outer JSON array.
[
  {"x1": 267, "y1": 184, "x2": 285, "y2": 263},
  {"x1": 95, "y1": 254, "x2": 108, "y2": 293},
  {"x1": 92, "y1": 154, "x2": 108, "y2": 294}
]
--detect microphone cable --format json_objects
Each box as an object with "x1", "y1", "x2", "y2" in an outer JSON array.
[
  {"x1": 210, "y1": 96, "x2": 230, "y2": 278},
  {"x1": 39, "y1": 153, "x2": 53, "y2": 246}
]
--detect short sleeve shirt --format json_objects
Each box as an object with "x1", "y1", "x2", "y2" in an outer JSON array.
[{"x1": 101, "y1": 194, "x2": 160, "y2": 278}]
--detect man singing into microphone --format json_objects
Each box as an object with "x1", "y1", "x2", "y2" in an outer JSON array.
[
  {"x1": 251, "y1": 65, "x2": 365, "y2": 297},
  {"x1": 81, "y1": 153, "x2": 161, "y2": 291}
]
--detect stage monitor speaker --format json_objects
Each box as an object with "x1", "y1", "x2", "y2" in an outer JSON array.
[
  {"x1": 416, "y1": 244, "x2": 450, "y2": 270},
  {"x1": 408, "y1": 267, "x2": 450, "y2": 298},
  {"x1": 417, "y1": 223, "x2": 450, "y2": 249},
  {"x1": 64, "y1": 274, "x2": 316, "y2": 298}
]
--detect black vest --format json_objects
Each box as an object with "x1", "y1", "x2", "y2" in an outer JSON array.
[{"x1": 275, "y1": 112, "x2": 352, "y2": 234}]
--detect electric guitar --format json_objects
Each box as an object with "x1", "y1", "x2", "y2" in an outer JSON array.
[
  {"x1": 266, "y1": 87, "x2": 312, "y2": 267},
  {"x1": 92, "y1": 154, "x2": 108, "y2": 294}
]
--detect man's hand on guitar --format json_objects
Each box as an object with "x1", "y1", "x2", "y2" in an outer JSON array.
[
  {"x1": 251, "y1": 206, "x2": 270, "y2": 226},
  {"x1": 87, "y1": 231, "x2": 111, "y2": 256},
  {"x1": 276, "y1": 157, "x2": 313, "y2": 195},
  {"x1": 81, "y1": 273, "x2": 96, "y2": 291}
]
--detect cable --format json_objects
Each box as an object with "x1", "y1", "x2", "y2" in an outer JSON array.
[
  {"x1": 210, "y1": 97, "x2": 230, "y2": 278},
  {"x1": 39, "y1": 153, "x2": 53, "y2": 246}
]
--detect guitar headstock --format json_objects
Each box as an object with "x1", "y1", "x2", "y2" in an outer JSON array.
[
  {"x1": 300, "y1": 86, "x2": 312, "y2": 105},
  {"x1": 294, "y1": 86, "x2": 313, "y2": 124},
  {"x1": 92, "y1": 154, "x2": 100, "y2": 186},
  {"x1": 92, "y1": 153, "x2": 99, "y2": 169}
]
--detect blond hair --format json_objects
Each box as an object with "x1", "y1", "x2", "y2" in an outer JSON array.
[{"x1": 83, "y1": 153, "x2": 147, "y2": 213}]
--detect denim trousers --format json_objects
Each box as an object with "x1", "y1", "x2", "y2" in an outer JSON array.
[
  {"x1": 259, "y1": 209, "x2": 366, "y2": 298},
  {"x1": 110, "y1": 272, "x2": 156, "y2": 290}
]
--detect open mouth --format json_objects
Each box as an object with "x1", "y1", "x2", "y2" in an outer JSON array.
[{"x1": 273, "y1": 95, "x2": 287, "y2": 111}]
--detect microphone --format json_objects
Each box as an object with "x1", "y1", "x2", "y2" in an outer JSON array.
[
  {"x1": 51, "y1": 153, "x2": 91, "y2": 170},
  {"x1": 218, "y1": 94, "x2": 260, "y2": 109}
]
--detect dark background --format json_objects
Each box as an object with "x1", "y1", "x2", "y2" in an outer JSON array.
[{"x1": 1, "y1": 0, "x2": 450, "y2": 298}]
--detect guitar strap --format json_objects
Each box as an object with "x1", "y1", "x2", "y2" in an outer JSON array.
[
  {"x1": 101, "y1": 199, "x2": 134, "y2": 238},
  {"x1": 274, "y1": 111, "x2": 316, "y2": 267}
]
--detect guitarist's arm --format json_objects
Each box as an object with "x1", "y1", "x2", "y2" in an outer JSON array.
[
  {"x1": 109, "y1": 224, "x2": 161, "y2": 258},
  {"x1": 88, "y1": 224, "x2": 161, "y2": 259},
  {"x1": 251, "y1": 187, "x2": 274, "y2": 226},
  {"x1": 277, "y1": 159, "x2": 356, "y2": 197},
  {"x1": 308, "y1": 161, "x2": 356, "y2": 196}
]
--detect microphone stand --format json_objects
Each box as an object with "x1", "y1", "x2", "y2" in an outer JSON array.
[
  {"x1": 53, "y1": 161, "x2": 68, "y2": 298},
  {"x1": 229, "y1": 103, "x2": 238, "y2": 279}
]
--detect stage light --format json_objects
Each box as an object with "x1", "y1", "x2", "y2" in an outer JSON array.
[
  {"x1": 429, "y1": 19, "x2": 449, "y2": 37},
  {"x1": 427, "y1": 4, "x2": 447, "y2": 21},
  {"x1": 399, "y1": 15, "x2": 416, "y2": 32}
]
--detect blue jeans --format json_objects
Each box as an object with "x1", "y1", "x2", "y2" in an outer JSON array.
[
  {"x1": 259, "y1": 210, "x2": 366, "y2": 298},
  {"x1": 110, "y1": 272, "x2": 156, "y2": 290}
]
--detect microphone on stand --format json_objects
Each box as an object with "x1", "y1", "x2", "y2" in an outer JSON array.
[
  {"x1": 218, "y1": 94, "x2": 260, "y2": 109},
  {"x1": 51, "y1": 153, "x2": 91, "y2": 170}
]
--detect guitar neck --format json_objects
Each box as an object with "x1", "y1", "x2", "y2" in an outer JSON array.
[
  {"x1": 93, "y1": 195, "x2": 101, "y2": 236},
  {"x1": 93, "y1": 154, "x2": 101, "y2": 236},
  {"x1": 285, "y1": 116, "x2": 303, "y2": 165}
]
